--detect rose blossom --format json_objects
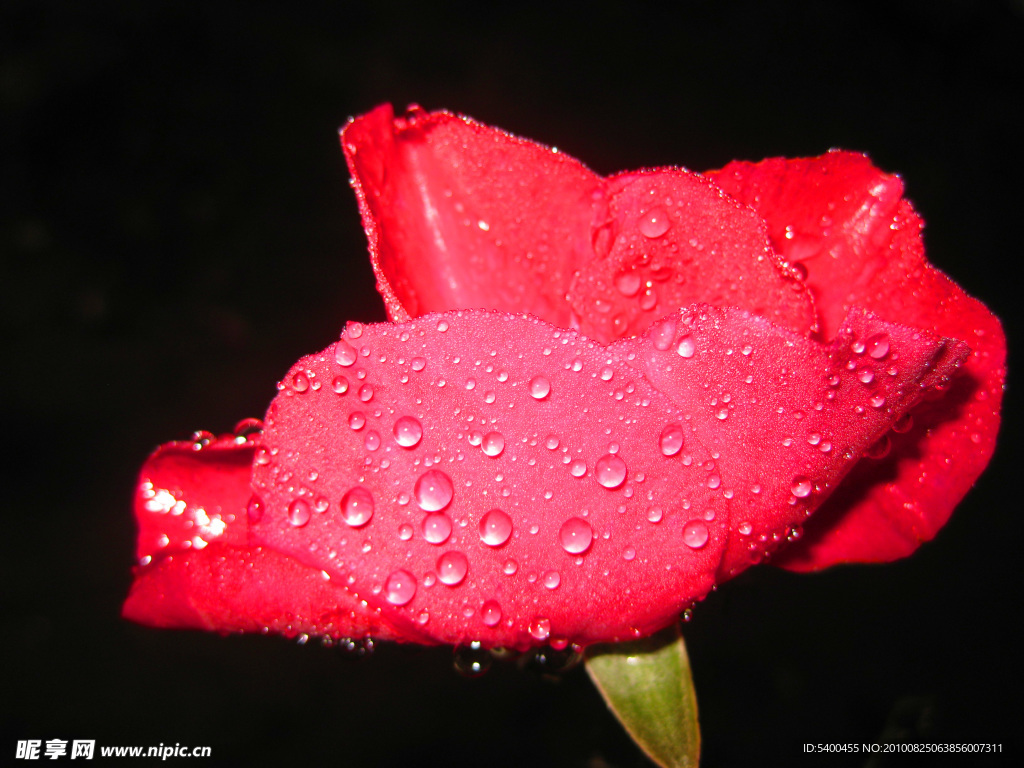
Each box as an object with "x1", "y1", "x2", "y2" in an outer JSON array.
[{"x1": 124, "y1": 105, "x2": 1004, "y2": 650}]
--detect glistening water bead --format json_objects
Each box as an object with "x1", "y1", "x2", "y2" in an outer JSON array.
[
  {"x1": 340, "y1": 486, "x2": 375, "y2": 527},
  {"x1": 414, "y1": 469, "x2": 454, "y2": 512},
  {"x1": 479, "y1": 509, "x2": 513, "y2": 546},
  {"x1": 559, "y1": 517, "x2": 593, "y2": 554},
  {"x1": 393, "y1": 415, "x2": 423, "y2": 447}
]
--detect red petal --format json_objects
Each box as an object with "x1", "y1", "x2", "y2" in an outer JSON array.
[
  {"x1": 342, "y1": 104, "x2": 601, "y2": 325},
  {"x1": 570, "y1": 169, "x2": 817, "y2": 342},
  {"x1": 124, "y1": 433, "x2": 402, "y2": 640},
  {"x1": 249, "y1": 308, "x2": 964, "y2": 647},
  {"x1": 710, "y1": 154, "x2": 1005, "y2": 569}
]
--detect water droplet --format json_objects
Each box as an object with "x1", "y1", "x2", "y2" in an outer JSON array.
[
  {"x1": 287, "y1": 499, "x2": 311, "y2": 527},
  {"x1": 481, "y1": 600, "x2": 502, "y2": 627},
  {"x1": 411, "y1": 357, "x2": 426, "y2": 372},
  {"x1": 247, "y1": 495, "x2": 264, "y2": 523},
  {"x1": 335, "y1": 340, "x2": 357, "y2": 367},
  {"x1": 706, "y1": 475, "x2": 721, "y2": 490},
  {"x1": 639, "y1": 207, "x2": 671, "y2": 238},
  {"x1": 559, "y1": 517, "x2": 593, "y2": 554},
  {"x1": 676, "y1": 335, "x2": 696, "y2": 358},
  {"x1": 858, "y1": 368, "x2": 875, "y2": 384},
  {"x1": 544, "y1": 434, "x2": 560, "y2": 450},
  {"x1": 791, "y1": 476, "x2": 813, "y2": 498},
  {"x1": 357, "y1": 384, "x2": 374, "y2": 402},
  {"x1": 436, "y1": 319, "x2": 449, "y2": 332},
  {"x1": 867, "y1": 333, "x2": 890, "y2": 359},
  {"x1": 479, "y1": 509, "x2": 513, "y2": 546},
  {"x1": 529, "y1": 617, "x2": 551, "y2": 641},
  {"x1": 340, "y1": 486, "x2": 375, "y2": 527},
  {"x1": 892, "y1": 413, "x2": 914, "y2": 433},
  {"x1": 332, "y1": 376, "x2": 350, "y2": 394},
  {"x1": 646, "y1": 506, "x2": 664, "y2": 523},
  {"x1": 437, "y1": 551, "x2": 468, "y2": 585},
  {"x1": 465, "y1": 378, "x2": 476, "y2": 390},
  {"x1": 348, "y1": 412, "x2": 366, "y2": 430},
  {"x1": 851, "y1": 339, "x2": 866, "y2": 355},
  {"x1": 398, "y1": 523, "x2": 414, "y2": 541},
  {"x1": 346, "y1": 321, "x2": 363, "y2": 339},
  {"x1": 415, "y1": 469, "x2": 454, "y2": 512},
  {"x1": 614, "y1": 270, "x2": 642, "y2": 297},
  {"x1": 865, "y1": 434, "x2": 891, "y2": 458},
  {"x1": 738, "y1": 521, "x2": 753, "y2": 536},
  {"x1": 569, "y1": 459, "x2": 587, "y2": 478},
  {"x1": 623, "y1": 546, "x2": 636, "y2": 561},
  {"x1": 481, "y1": 431, "x2": 505, "y2": 457},
  {"x1": 422, "y1": 512, "x2": 452, "y2": 544},
  {"x1": 543, "y1": 570, "x2": 561, "y2": 589},
  {"x1": 393, "y1": 415, "x2": 423, "y2": 447},
  {"x1": 869, "y1": 394, "x2": 887, "y2": 409},
  {"x1": 529, "y1": 376, "x2": 551, "y2": 400},
  {"x1": 292, "y1": 372, "x2": 310, "y2": 393},
  {"x1": 364, "y1": 430, "x2": 380, "y2": 451},
  {"x1": 503, "y1": 559, "x2": 518, "y2": 575},
  {"x1": 649, "y1": 316, "x2": 677, "y2": 351},
  {"x1": 453, "y1": 641, "x2": 491, "y2": 677},
  {"x1": 682, "y1": 520, "x2": 709, "y2": 549},
  {"x1": 594, "y1": 453, "x2": 627, "y2": 489},
  {"x1": 385, "y1": 569, "x2": 416, "y2": 605},
  {"x1": 658, "y1": 423, "x2": 685, "y2": 457}
]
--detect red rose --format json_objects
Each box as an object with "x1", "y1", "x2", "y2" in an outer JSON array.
[{"x1": 124, "y1": 105, "x2": 1004, "y2": 649}]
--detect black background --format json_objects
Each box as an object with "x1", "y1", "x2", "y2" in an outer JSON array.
[{"x1": 2, "y1": 1, "x2": 1021, "y2": 766}]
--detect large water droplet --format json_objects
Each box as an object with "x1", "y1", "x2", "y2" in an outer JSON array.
[
  {"x1": 659, "y1": 423, "x2": 685, "y2": 456},
  {"x1": 682, "y1": 520, "x2": 709, "y2": 549},
  {"x1": 287, "y1": 499, "x2": 311, "y2": 527},
  {"x1": 481, "y1": 600, "x2": 502, "y2": 627},
  {"x1": 543, "y1": 570, "x2": 561, "y2": 590},
  {"x1": 437, "y1": 551, "x2": 469, "y2": 586},
  {"x1": 569, "y1": 459, "x2": 587, "y2": 478},
  {"x1": 364, "y1": 430, "x2": 380, "y2": 451},
  {"x1": 292, "y1": 372, "x2": 310, "y2": 393},
  {"x1": 479, "y1": 509, "x2": 513, "y2": 546},
  {"x1": 341, "y1": 486, "x2": 375, "y2": 527},
  {"x1": 867, "y1": 333, "x2": 890, "y2": 359},
  {"x1": 676, "y1": 335, "x2": 696, "y2": 358},
  {"x1": 529, "y1": 376, "x2": 551, "y2": 400},
  {"x1": 415, "y1": 469, "x2": 454, "y2": 512},
  {"x1": 385, "y1": 569, "x2": 416, "y2": 605},
  {"x1": 481, "y1": 431, "x2": 505, "y2": 457},
  {"x1": 646, "y1": 506, "x2": 663, "y2": 523},
  {"x1": 639, "y1": 207, "x2": 671, "y2": 238},
  {"x1": 411, "y1": 357, "x2": 426, "y2": 372},
  {"x1": 393, "y1": 415, "x2": 423, "y2": 447},
  {"x1": 358, "y1": 384, "x2": 374, "y2": 402},
  {"x1": 595, "y1": 454, "x2": 627, "y2": 489},
  {"x1": 422, "y1": 512, "x2": 452, "y2": 544},
  {"x1": 335, "y1": 340, "x2": 357, "y2": 367},
  {"x1": 544, "y1": 434, "x2": 560, "y2": 450},
  {"x1": 614, "y1": 270, "x2": 642, "y2": 297},
  {"x1": 332, "y1": 376, "x2": 349, "y2": 394},
  {"x1": 529, "y1": 617, "x2": 551, "y2": 641},
  {"x1": 559, "y1": 517, "x2": 593, "y2": 554},
  {"x1": 650, "y1": 316, "x2": 678, "y2": 351},
  {"x1": 348, "y1": 412, "x2": 366, "y2": 430},
  {"x1": 791, "y1": 476, "x2": 813, "y2": 498},
  {"x1": 738, "y1": 521, "x2": 753, "y2": 536}
]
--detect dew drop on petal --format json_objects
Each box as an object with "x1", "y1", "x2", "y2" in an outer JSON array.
[
  {"x1": 543, "y1": 571, "x2": 561, "y2": 590},
  {"x1": 676, "y1": 335, "x2": 696, "y2": 358},
  {"x1": 341, "y1": 486, "x2": 375, "y2": 527},
  {"x1": 503, "y1": 559, "x2": 518, "y2": 575},
  {"x1": 332, "y1": 376, "x2": 349, "y2": 394},
  {"x1": 422, "y1": 512, "x2": 452, "y2": 544},
  {"x1": 614, "y1": 270, "x2": 642, "y2": 297},
  {"x1": 529, "y1": 376, "x2": 551, "y2": 400},
  {"x1": 867, "y1": 333, "x2": 890, "y2": 359},
  {"x1": 639, "y1": 207, "x2": 671, "y2": 238},
  {"x1": 544, "y1": 434, "x2": 560, "y2": 450},
  {"x1": 292, "y1": 372, "x2": 310, "y2": 393},
  {"x1": 415, "y1": 469, "x2": 454, "y2": 512},
  {"x1": 437, "y1": 551, "x2": 469, "y2": 586},
  {"x1": 364, "y1": 430, "x2": 380, "y2": 451},
  {"x1": 358, "y1": 384, "x2": 374, "y2": 402},
  {"x1": 335, "y1": 340, "x2": 357, "y2": 367},
  {"x1": 529, "y1": 617, "x2": 551, "y2": 641},
  {"x1": 595, "y1": 454, "x2": 627, "y2": 489},
  {"x1": 569, "y1": 459, "x2": 587, "y2": 478},
  {"x1": 398, "y1": 524, "x2": 413, "y2": 541},
  {"x1": 348, "y1": 412, "x2": 366, "y2": 430},
  {"x1": 481, "y1": 600, "x2": 502, "y2": 627},
  {"x1": 247, "y1": 495, "x2": 264, "y2": 523},
  {"x1": 738, "y1": 521, "x2": 753, "y2": 536},
  {"x1": 393, "y1": 415, "x2": 423, "y2": 447},
  {"x1": 481, "y1": 431, "x2": 505, "y2": 457},
  {"x1": 287, "y1": 499, "x2": 311, "y2": 528},
  {"x1": 385, "y1": 569, "x2": 416, "y2": 606},
  {"x1": 659, "y1": 423, "x2": 685, "y2": 457},
  {"x1": 650, "y1": 316, "x2": 678, "y2": 351},
  {"x1": 791, "y1": 476, "x2": 813, "y2": 498},
  {"x1": 646, "y1": 506, "x2": 663, "y2": 523},
  {"x1": 559, "y1": 517, "x2": 593, "y2": 554},
  {"x1": 411, "y1": 357, "x2": 426, "y2": 372},
  {"x1": 682, "y1": 520, "x2": 709, "y2": 549},
  {"x1": 479, "y1": 509, "x2": 513, "y2": 546},
  {"x1": 623, "y1": 547, "x2": 636, "y2": 561}
]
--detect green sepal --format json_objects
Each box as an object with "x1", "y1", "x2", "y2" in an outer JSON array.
[{"x1": 584, "y1": 623, "x2": 700, "y2": 768}]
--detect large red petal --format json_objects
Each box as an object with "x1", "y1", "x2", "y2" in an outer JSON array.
[
  {"x1": 570, "y1": 169, "x2": 817, "y2": 342},
  {"x1": 249, "y1": 308, "x2": 964, "y2": 647},
  {"x1": 123, "y1": 434, "x2": 401, "y2": 640},
  {"x1": 710, "y1": 154, "x2": 1006, "y2": 569},
  {"x1": 342, "y1": 104, "x2": 602, "y2": 325}
]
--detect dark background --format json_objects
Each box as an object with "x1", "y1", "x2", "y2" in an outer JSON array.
[{"x1": 2, "y1": 1, "x2": 1021, "y2": 765}]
